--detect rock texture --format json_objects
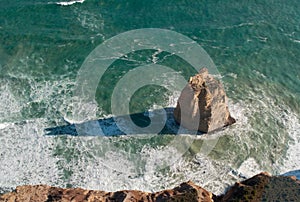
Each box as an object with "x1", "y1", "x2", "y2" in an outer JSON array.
[
  {"x1": 218, "y1": 172, "x2": 300, "y2": 202},
  {"x1": 1, "y1": 172, "x2": 299, "y2": 202},
  {"x1": 0, "y1": 181, "x2": 213, "y2": 202},
  {"x1": 174, "y1": 68, "x2": 235, "y2": 133}
]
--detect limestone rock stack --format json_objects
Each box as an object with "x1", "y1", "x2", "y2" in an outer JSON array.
[{"x1": 174, "y1": 68, "x2": 235, "y2": 133}]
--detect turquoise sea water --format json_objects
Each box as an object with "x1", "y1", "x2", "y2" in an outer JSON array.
[{"x1": 0, "y1": 0, "x2": 299, "y2": 194}]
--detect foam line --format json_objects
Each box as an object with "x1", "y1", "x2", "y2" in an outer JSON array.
[{"x1": 56, "y1": 0, "x2": 85, "y2": 6}]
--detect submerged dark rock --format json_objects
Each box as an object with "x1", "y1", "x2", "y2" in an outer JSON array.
[{"x1": 174, "y1": 68, "x2": 235, "y2": 133}]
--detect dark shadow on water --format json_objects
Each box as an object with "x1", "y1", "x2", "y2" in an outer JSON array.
[{"x1": 45, "y1": 107, "x2": 202, "y2": 136}]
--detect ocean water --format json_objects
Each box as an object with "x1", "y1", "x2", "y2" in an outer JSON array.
[{"x1": 0, "y1": 0, "x2": 299, "y2": 195}]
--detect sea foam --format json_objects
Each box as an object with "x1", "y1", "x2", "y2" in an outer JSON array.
[{"x1": 56, "y1": 0, "x2": 85, "y2": 6}]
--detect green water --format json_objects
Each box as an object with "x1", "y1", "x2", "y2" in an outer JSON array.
[{"x1": 0, "y1": 0, "x2": 299, "y2": 194}]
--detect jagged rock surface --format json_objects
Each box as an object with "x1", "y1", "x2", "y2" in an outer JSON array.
[
  {"x1": 0, "y1": 181, "x2": 213, "y2": 202},
  {"x1": 1, "y1": 173, "x2": 299, "y2": 202},
  {"x1": 174, "y1": 68, "x2": 235, "y2": 133},
  {"x1": 218, "y1": 172, "x2": 300, "y2": 202}
]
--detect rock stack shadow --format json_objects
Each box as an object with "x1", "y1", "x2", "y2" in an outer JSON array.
[
  {"x1": 46, "y1": 68, "x2": 236, "y2": 136},
  {"x1": 45, "y1": 107, "x2": 202, "y2": 136}
]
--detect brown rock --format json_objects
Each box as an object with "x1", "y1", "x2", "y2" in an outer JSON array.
[
  {"x1": 0, "y1": 181, "x2": 213, "y2": 202},
  {"x1": 174, "y1": 68, "x2": 235, "y2": 133},
  {"x1": 152, "y1": 181, "x2": 213, "y2": 202},
  {"x1": 218, "y1": 172, "x2": 300, "y2": 202},
  {"x1": 1, "y1": 173, "x2": 299, "y2": 202}
]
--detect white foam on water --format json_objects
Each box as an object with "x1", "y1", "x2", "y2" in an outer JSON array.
[
  {"x1": 0, "y1": 60, "x2": 79, "y2": 188},
  {"x1": 237, "y1": 157, "x2": 263, "y2": 178},
  {"x1": 0, "y1": 83, "x2": 22, "y2": 122},
  {"x1": 60, "y1": 141, "x2": 234, "y2": 194},
  {"x1": 50, "y1": 98, "x2": 249, "y2": 194},
  {"x1": 56, "y1": 0, "x2": 85, "y2": 6},
  {"x1": 291, "y1": 38, "x2": 300, "y2": 44},
  {"x1": 73, "y1": 7, "x2": 105, "y2": 35},
  {"x1": 167, "y1": 91, "x2": 181, "y2": 108},
  {"x1": 228, "y1": 100, "x2": 249, "y2": 126},
  {"x1": 0, "y1": 123, "x2": 10, "y2": 130},
  {"x1": 1, "y1": 97, "x2": 296, "y2": 195},
  {"x1": 1, "y1": 54, "x2": 299, "y2": 196},
  {"x1": 63, "y1": 99, "x2": 99, "y2": 124},
  {"x1": 151, "y1": 49, "x2": 163, "y2": 64},
  {"x1": 279, "y1": 111, "x2": 300, "y2": 175},
  {"x1": 0, "y1": 118, "x2": 62, "y2": 188},
  {"x1": 209, "y1": 78, "x2": 300, "y2": 181},
  {"x1": 250, "y1": 85, "x2": 300, "y2": 174},
  {"x1": 141, "y1": 147, "x2": 236, "y2": 194},
  {"x1": 226, "y1": 72, "x2": 237, "y2": 79}
]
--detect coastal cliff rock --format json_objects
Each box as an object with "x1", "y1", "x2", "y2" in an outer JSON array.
[
  {"x1": 218, "y1": 172, "x2": 300, "y2": 202},
  {"x1": 174, "y1": 68, "x2": 235, "y2": 133},
  {"x1": 0, "y1": 181, "x2": 213, "y2": 202},
  {"x1": 1, "y1": 172, "x2": 299, "y2": 202}
]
